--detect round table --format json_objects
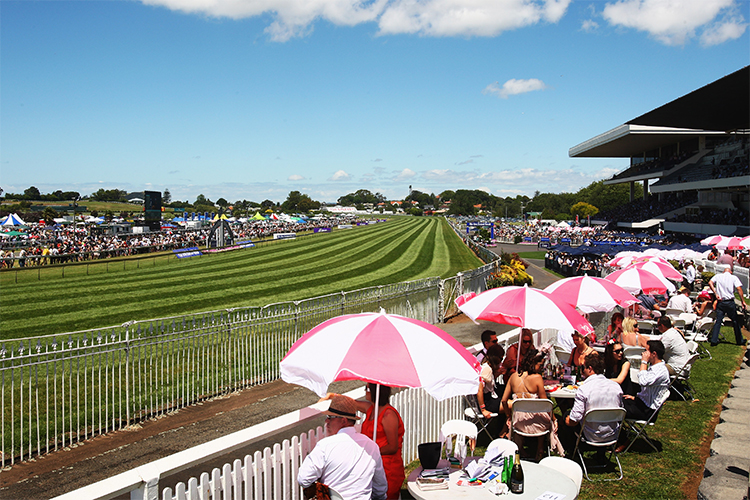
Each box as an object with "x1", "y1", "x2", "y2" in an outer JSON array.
[{"x1": 407, "y1": 458, "x2": 578, "y2": 499}]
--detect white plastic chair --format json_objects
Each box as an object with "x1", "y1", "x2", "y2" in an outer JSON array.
[
  {"x1": 510, "y1": 399, "x2": 554, "y2": 457},
  {"x1": 540, "y1": 456, "x2": 583, "y2": 494},
  {"x1": 623, "y1": 345, "x2": 645, "y2": 364},
  {"x1": 439, "y1": 419, "x2": 478, "y2": 460},
  {"x1": 670, "y1": 353, "x2": 700, "y2": 401},
  {"x1": 486, "y1": 438, "x2": 518, "y2": 458}
]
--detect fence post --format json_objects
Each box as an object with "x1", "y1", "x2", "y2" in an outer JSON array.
[{"x1": 456, "y1": 272, "x2": 464, "y2": 296}]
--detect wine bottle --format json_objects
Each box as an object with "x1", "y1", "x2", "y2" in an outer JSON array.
[{"x1": 510, "y1": 450, "x2": 524, "y2": 494}]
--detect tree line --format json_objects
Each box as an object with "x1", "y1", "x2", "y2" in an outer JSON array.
[{"x1": 1, "y1": 179, "x2": 641, "y2": 220}]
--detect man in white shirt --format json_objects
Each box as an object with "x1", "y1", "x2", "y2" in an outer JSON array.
[
  {"x1": 682, "y1": 261, "x2": 696, "y2": 291},
  {"x1": 565, "y1": 353, "x2": 623, "y2": 444},
  {"x1": 656, "y1": 316, "x2": 690, "y2": 376},
  {"x1": 708, "y1": 266, "x2": 747, "y2": 347},
  {"x1": 298, "y1": 395, "x2": 388, "y2": 500},
  {"x1": 667, "y1": 286, "x2": 692, "y2": 314},
  {"x1": 617, "y1": 340, "x2": 670, "y2": 452}
]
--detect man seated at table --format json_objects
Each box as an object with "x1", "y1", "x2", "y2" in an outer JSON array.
[
  {"x1": 502, "y1": 329, "x2": 535, "y2": 377},
  {"x1": 617, "y1": 340, "x2": 670, "y2": 452},
  {"x1": 666, "y1": 286, "x2": 693, "y2": 314},
  {"x1": 563, "y1": 353, "x2": 623, "y2": 455},
  {"x1": 298, "y1": 395, "x2": 388, "y2": 500},
  {"x1": 476, "y1": 329, "x2": 498, "y2": 364},
  {"x1": 655, "y1": 316, "x2": 691, "y2": 376},
  {"x1": 636, "y1": 292, "x2": 662, "y2": 319}
]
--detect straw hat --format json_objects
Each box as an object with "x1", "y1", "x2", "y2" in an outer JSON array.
[{"x1": 322, "y1": 395, "x2": 360, "y2": 421}]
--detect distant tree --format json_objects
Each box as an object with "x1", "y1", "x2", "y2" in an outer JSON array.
[
  {"x1": 438, "y1": 190, "x2": 455, "y2": 202},
  {"x1": 195, "y1": 194, "x2": 212, "y2": 206},
  {"x1": 42, "y1": 207, "x2": 58, "y2": 225},
  {"x1": 216, "y1": 198, "x2": 229, "y2": 209},
  {"x1": 408, "y1": 207, "x2": 423, "y2": 216},
  {"x1": 541, "y1": 208, "x2": 556, "y2": 219},
  {"x1": 163, "y1": 189, "x2": 172, "y2": 205},
  {"x1": 570, "y1": 201, "x2": 599, "y2": 218},
  {"x1": 338, "y1": 189, "x2": 386, "y2": 206},
  {"x1": 260, "y1": 199, "x2": 275, "y2": 211},
  {"x1": 24, "y1": 186, "x2": 41, "y2": 200}
]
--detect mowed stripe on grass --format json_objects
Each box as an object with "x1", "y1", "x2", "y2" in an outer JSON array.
[{"x1": 1, "y1": 217, "x2": 482, "y2": 339}]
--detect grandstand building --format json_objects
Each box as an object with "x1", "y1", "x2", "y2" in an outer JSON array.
[{"x1": 570, "y1": 66, "x2": 749, "y2": 237}]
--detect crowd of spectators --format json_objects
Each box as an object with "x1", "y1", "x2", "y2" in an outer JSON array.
[
  {"x1": 596, "y1": 192, "x2": 698, "y2": 224},
  {"x1": 609, "y1": 151, "x2": 693, "y2": 181},
  {"x1": 0, "y1": 216, "x2": 362, "y2": 269},
  {"x1": 669, "y1": 207, "x2": 749, "y2": 226}
]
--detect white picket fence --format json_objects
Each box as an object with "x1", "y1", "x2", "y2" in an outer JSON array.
[{"x1": 52, "y1": 385, "x2": 465, "y2": 500}]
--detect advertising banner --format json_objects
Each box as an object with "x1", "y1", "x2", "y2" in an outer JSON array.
[
  {"x1": 273, "y1": 233, "x2": 297, "y2": 240},
  {"x1": 313, "y1": 228, "x2": 332, "y2": 233}
]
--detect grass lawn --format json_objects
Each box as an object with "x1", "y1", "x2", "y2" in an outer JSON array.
[
  {"x1": 401, "y1": 327, "x2": 747, "y2": 499},
  {"x1": 0, "y1": 217, "x2": 482, "y2": 339}
]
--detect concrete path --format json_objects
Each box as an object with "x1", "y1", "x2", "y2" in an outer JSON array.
[{"x1": 698, "y1": 348, "x2": 750, "y2": 500}]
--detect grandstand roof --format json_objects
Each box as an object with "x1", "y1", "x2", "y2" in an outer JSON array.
[{"x1": 569, "y1": 66, "x2": 749, "y2": 158}]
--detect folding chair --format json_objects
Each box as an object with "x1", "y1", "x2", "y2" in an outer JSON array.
[
  {"x1": 670, "y1": 353, "x2": 700, "y2": 401},
  {"x1": 510, "y1": 398, "x2": 554, "y2": 457},
  {"x1": 664, "y1": 307, "x2": 683, "y2": 319},
  {"x1": 623, "y1": 398, "x2": 666, "y2": 453},
  {"x1": 463, "y1": 394, "x2": 497, "y2": 441},
  {"x1": 439, "y1": 419, "x2": 478, "y2": 461},
  {"x1": 540, "y1": 456, "x2": 583, "y2": 494},
  {"x1": 571, "y1": 408, "x2": 627, "y2": 481}
]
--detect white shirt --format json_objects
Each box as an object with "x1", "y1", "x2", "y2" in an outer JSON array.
[
  {"x1": 569, "y1": 374, "x2": 623, "y2": 443},
  {"x1": 684, "y1": 264, "x2": 696, "y2": 283},
  {"x1": 667, "y1": 294, "x2": 692, "y2": 313},
  {"x1": 298, "y1": 426, "x2": 388, "y2": 500},
  {"x1": 710, "y1": 271, "x2": 743, "y2": 301},
  {"x1": 637, "y1": 362, "x2": 670, "y2": 410},
  {"x1": 660, "y1": 328, "x2": 691, "y2": 375}
]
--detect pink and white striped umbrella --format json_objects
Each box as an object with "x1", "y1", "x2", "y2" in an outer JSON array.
[
  {"x1": 454, "y1": 285, "x2": 594, "y2": 335},
  {"x1": 544, "y1": 275, "x2": 639, "y2": 314},
  {"x1": 700, "y1": 235, "x2": 730, "y2": 247},
  {"x1": 280, "y1": 310, "x2": 480, "y2": 401},
  {"x1": 722, "y1": 236, "x2": 747, "y2": 251},
  {"x1": 628, "y1": 260, "x2": 683, "y2": 281},
  {"x1": 604, "y1": 267, "x2": 672, "y2": 294}
]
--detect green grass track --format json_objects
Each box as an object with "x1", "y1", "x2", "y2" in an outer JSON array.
[{"x1": 0, "y1": 217, "x2": 482, "y2": 339}]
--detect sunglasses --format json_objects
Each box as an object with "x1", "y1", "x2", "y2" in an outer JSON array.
[
  {"x1": 326, "y1": 415, "x2": 341, "y2": 421},
  {"x1": 613, "y1": 348, "x2": 624, "y2": 354},
  {"x1": 522, "y1": 339, "x2": 532, "y2": 344}
]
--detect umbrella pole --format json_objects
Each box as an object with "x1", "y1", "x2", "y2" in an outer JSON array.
[{"x1": 372, "y1": 384, "x2": 381, "y2": 443}]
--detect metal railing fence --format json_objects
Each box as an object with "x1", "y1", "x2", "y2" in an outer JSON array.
[{"x1": 1, "y1": 266, "x2": 496, "y2": 468}]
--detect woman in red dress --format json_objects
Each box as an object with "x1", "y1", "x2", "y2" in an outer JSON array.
[{"x1": 356, "y1": 384, "x2": 405, "y2": 499}]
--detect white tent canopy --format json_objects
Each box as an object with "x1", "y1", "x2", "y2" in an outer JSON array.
[{"x1": 0, "y1": 213, "x2": 26, "y2": 226}]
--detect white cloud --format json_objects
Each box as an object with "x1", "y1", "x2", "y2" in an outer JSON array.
[
  {"x1": 581, "y1": 19, "x2": 599, "y2": 32},
  {"x1": 142, "y1": 0, "x2": 572, "y2": 41},
  {"x1": 483, "y1": 78, "x2": 548, "y2": 99},
  {"x1": 329, "y1": 169, "x2": 352, "y2": 181},
  {"x1": 700, "y1": 17, "x2": 748, "y2": 45},
  {"x1": 288, "y1": 174, "x2": 305, "y2": 181},
  {"x1": 601, "y1": 0, "x2": 746, "y2": 46},
  {"x1": 395, "y1": 168, "x2": 417, "y2": 180}
]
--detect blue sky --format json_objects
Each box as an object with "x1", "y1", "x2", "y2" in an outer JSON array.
[{"x1": 1, "y1": 0, "x2": 748, "y2": 204}]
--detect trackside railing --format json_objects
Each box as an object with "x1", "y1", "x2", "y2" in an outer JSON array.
[
  {"x1": 1, "y1": 263, "x2": 497, "y2": 468},
  {"x1": 51, "y1": 386, "x2": 465, "y2": 500}
]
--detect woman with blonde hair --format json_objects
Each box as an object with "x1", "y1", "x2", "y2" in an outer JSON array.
[{"x1": 621, "y1": 317, "x2": 648, "y2": 348}]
